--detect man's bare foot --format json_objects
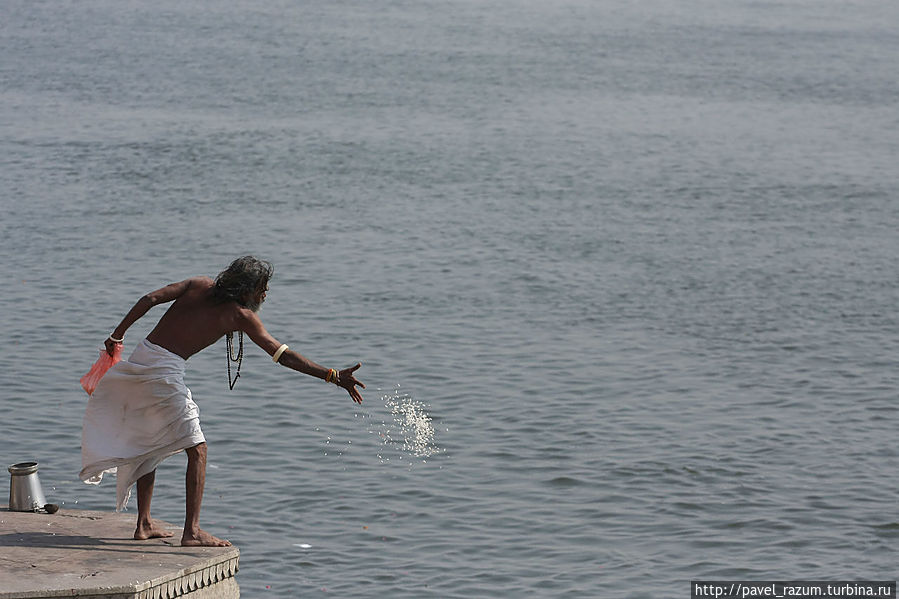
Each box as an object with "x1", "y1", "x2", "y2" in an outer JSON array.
[
  {"x1": 181, "y1": 528, "x2": 232, "y2": 547},
  {"x1": 134, "y1": 519, "x2": 175, "y2": 540}
]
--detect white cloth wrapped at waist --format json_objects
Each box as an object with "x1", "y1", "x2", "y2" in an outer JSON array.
[{"x1": 80, "y1": 338, "x2": 206, "y2": 511}]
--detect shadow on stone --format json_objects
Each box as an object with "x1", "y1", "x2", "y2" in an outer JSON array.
[{"x1": 0, "y1": 531, "x2": 104, "y2": 547}]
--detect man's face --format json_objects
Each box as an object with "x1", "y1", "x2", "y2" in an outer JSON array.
[{"x1": 243, "y1": 283, "x2": 268, "y2": 312}]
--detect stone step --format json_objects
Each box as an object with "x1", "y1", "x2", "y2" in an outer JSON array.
[{"x1": 0, "y1": 507, "x2": 239, "y2": 599}]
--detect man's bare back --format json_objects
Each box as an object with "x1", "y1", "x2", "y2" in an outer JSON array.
[{"x1": 145, "y1": 277, "x2": 253, "y2": 360}]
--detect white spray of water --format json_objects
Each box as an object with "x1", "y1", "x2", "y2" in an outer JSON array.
[
  {"x1": 366, "y1": 386, "x2": 443, "y2": 463},
  {"x1": 383, "y1": 388, "x2": 441, "y2": 458},
  {"x1": 324, "y1": 386, "x2": 444, "y2": 465}
]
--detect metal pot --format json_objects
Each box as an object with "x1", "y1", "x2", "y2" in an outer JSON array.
[{"x1": 8, "y1": 462, "x2": 47, "y2": 512}]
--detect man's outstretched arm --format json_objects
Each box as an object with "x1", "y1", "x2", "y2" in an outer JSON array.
[{"x1": 240, "y1": 310, "x2": 365, "y2": 404}]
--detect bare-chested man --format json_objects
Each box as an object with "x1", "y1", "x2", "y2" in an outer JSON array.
[{"x1": 80, "y1": 256, "x2": 364, "y2": 547}]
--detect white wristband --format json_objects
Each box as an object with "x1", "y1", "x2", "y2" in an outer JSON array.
[
  {"x1": 108, "y1": 334, "x2": 124, "y2": 343},
  {"x1": 272, "y1": 344, "x2": 289, "y2": 363}
]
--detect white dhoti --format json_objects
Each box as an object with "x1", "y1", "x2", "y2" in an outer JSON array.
[{"x1": 80, "y1": 339, "x2": 206, "y2": 511}]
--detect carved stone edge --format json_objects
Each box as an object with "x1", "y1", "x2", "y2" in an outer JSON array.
[{"x1": 135, "y1": 556, "x2": 239, "y2": 599}]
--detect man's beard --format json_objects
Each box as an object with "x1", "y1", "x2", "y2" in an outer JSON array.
[{"x1": 243, "y1": 297, "x2": 262, "y2": 312}]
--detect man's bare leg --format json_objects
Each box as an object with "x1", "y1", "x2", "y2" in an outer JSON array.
[
  {"x1": 181, "y1": 442, "x2": 231, "y2": 547},
  {"x1": 134, "y1": 470, "x2": 174, "y2": 540}
]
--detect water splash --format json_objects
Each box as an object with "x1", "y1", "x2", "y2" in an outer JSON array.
[{"x1": 378, "y1": 386, "x2": 442, "y2": 460}]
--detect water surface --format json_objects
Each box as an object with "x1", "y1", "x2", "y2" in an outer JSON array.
[{"x1": 2, "y1": 0, "x2": 898, "y2": 596}]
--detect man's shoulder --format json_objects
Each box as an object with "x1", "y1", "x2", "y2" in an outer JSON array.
[
  {"x1": 233, "y1": 304, "x2": 260, "y2": 319},
  {"x1": 172, "y1": 277, "x2": 214, "y2": 303},
  {"x1": 185, "y1": 276, "x2": 215, "y2": 291},
  {"x1": 232, "y1": 304, "x2": 264, "y2": 333}
]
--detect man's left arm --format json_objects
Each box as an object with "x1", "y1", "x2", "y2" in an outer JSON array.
[{"x1": 240, "y1": 311, "x2": 365, "y2": 404}]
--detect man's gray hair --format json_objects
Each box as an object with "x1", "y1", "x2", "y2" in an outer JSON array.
[{"x1": 212, "y1": 256, "x2": 273, "y2": 309}]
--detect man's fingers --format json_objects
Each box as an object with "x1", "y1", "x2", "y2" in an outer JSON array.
[{"x1": 340, "y1": 363, "x2": 364, "y2": 402}]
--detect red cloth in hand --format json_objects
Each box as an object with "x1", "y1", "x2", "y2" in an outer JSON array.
[{"x1": 80, "y1": 344, "x2": 123, "y2": 395}]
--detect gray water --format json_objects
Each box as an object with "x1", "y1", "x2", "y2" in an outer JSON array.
[{"x1": 2, "y1": 0, "x2": 898, "y2": 596}]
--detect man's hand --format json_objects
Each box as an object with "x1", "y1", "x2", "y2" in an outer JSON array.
[
  {"x1": 105, "y1": 337, "x2": 123, "y2": 357},
  {"x1": 339, "y1": 363, "x2": 365, "y2": 404}
]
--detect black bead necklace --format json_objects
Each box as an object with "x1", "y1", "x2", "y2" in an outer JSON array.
[{"x1": 226, "y1": 331, "x2": 243, "y2": 390}]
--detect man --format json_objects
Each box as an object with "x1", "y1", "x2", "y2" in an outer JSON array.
[{"x1": 80, "y1": 256, "x2": 364, "y2": 547}]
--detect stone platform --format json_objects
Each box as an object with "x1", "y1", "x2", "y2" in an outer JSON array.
[{"x1": 0, "y1": 507, "x2": 239, "y2": 598}]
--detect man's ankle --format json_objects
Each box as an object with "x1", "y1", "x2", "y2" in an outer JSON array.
[{"x1": 182, "y1": 525, "x2": 200, "y2": 536}]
